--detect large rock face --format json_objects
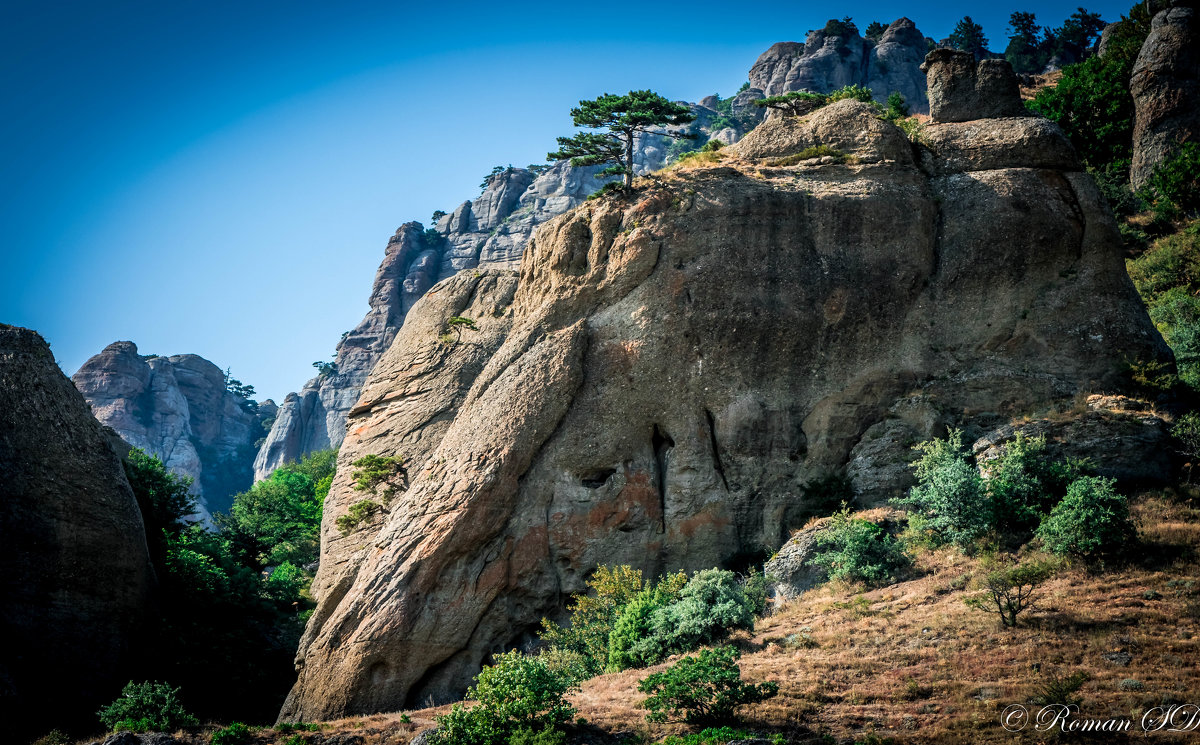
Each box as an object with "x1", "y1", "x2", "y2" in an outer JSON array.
[
  {"x1": 74, "y1": 342, "x2": 267, "y2": 517},
  {"x1": 0, "y1": 326, "x2": 154, "y2": 738},
  {"x1": 1130, "y1": 5, "x2": 1199, "y2": 189},
  {"x1": 921, "y1": 49, "x2": 1028, "y2": 123},
  {"x1": 254, "y1": 143, "x2": 684, "y2": 479},
  {"x1": 750, "y1": 18, "x2": 931, "y2": 113},
  {"x1": 280, "y1": 84, "x2": 1168, "y2": 719}
]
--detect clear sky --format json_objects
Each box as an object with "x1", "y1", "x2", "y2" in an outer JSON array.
[{"x1": 1, "y1": 0, "x2": 1134, "y2": 402}]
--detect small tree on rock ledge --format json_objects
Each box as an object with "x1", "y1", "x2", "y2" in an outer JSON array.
[{"x1": 548, "y1": 90, "x2": 696, "y2": 191}]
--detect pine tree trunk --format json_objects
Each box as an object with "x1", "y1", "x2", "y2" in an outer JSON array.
[{"x1": 625, "y1": 131, "x2": 634, "y2": 189}]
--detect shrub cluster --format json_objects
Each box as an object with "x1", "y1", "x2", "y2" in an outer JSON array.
[
  {"x1": 96, "y1": 681, "x2": 198, "y2": 733},
  {"x1": 540, "y1": 566, "x2": 766, "y2": 675},
  {"x1": 430, "y1": 651, "x2": 577, "y2": 745},
  {"x1": 637, "y1": 646, "x2": 778, "y2": 725},
  {"x1": 895, "y1": 431, "x2": 1136, "y2": 559},
  {"x1": 810, "y1": 508, "x2": 909, "y2": 587}
]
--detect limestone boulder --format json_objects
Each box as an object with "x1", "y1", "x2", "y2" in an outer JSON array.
[{"x1": 1130, "y1": 5, "x2": 1200, "y2": 189}]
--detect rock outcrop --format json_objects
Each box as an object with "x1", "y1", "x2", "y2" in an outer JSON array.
[
  {"x1": 280, "y1": 67, "x2": 1169, "y2": 719},
  {"x1": 750, "y1": 18, "x2": 931, "y2": 113},
  {"x1": 0, "y1": 326, "x2": 154, "y2": 738},
  {"x1": 254, "y1": 145, "x2": 684, "y2": 479},
  {"x1": 1130, "y1": 5, "x2": 1199, "y2": 189},
  {"x1": 921, "y1": 49, "x2": 1028, "y2": 123},
  {"x1": 74, "y1": 342, "x2": 267, "y2": 517}
]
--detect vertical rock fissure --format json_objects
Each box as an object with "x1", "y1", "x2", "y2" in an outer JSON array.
[
  {"x1": 704, "y1": 408, "x2": 730, "y2": 491},
  {"x1": 651, "y1": 424, "x2": 674, "y2": 534}
]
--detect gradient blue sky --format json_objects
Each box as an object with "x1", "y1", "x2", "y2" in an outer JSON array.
[{"x1": 1, "y1": 0, "x2": 1132, "y2": 402}]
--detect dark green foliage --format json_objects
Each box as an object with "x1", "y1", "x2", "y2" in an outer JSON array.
[
  {"x1": 128, "y1": 450, "x2": 333, "y2": 724},
  {"x1": 210, "y1": 722, "x2": 254, "y2": 745},
  {"x1": 948, "y1": 16, "x2": 989, "y2": 59},
  {"x1": 1033, "y1": 670, "x2": 1090, "y2": 707},
  {"x1": 822, "y1": 17, "x2": 858, "y2": 37},
  {"x1": 1029, "y1": 55, "x2": 1134, "y2": 172},
  {"x1": 1005, "y1": 12, "x2": 1044, "y2": 73},
  {"x1": 527, "y1": 163, "x2": 552, "y2": 176},
  {"x1": 351, "y1": 453, "x2": 406, "y2": 493},
  {"x1": 431, "y1": 651, "x2": 577, "y2": 745},
  {"x1": 431, "y1": 209, "x2": 447, "y2": 223},
  {"x1": 481, "y1": 164, "x2": 515, "y2": 189},
  {"x1": 336, "y1": 498, "x2": 381, "y2": 534},
  {"x1": 424, "y1": 227, "x2": 448, "y2": 248},
  {"x1": 827, "y1": 84, "x2": 875, "y2": 104},
  {"x1": 1173, "y1": 412, "x2": 1200, "y2": 482},
  {"x1": 96, "y1": 681, "x2": 198, "y2": 733},
  {"x1": 124, "y1": 447, "x2": 197, "y2": 544},
  {"x1": 880, "y1": 92, "x2": 910, "y2": 121},
  {"x1": 1127, "y1": 223, "x2": 1200, "y2": 387},
  {"x1": 222, "y1": 367, "x2": 256, "y2": 400},
  {"x1": 605, "y1": 573, "x2": 688, "y2": 671},
  {"x1": 987, "y1": 433, "x2": 1087, "y2": 544},
  {"x1": 894, "y1": 430, "x2": 990, "y2": 548},
  {"x1": 637, "y1": 647, "x2": 778, "y2": 725},
  {"x1": 539, "y1": 565, "x2": 649, "y2": 674},
  {"x1": 218, "y1": 448, "x2": 334, "y2": 570},
  {"x1": 1037, "y1": 476, "x2": 1137, "y2": 560},
  {"x1": 754, "y1": 90, "x2": 828, "y2": 117},
  {"x1": 663, "y1": 728, "x2": 784, "y2": 745},
  {"x1": 1144, "y1": 142, "x2": 1200, "y2": 221},
  {"x1": 507, "y1": 728, "x2": 567, "y2": 745},
  {"x1": 444, "y1": 315, "x2": 478, "y2": 342},
  {"x1": 964, "y1": 560, "x2": 1055, "y2": 627},
  {"x1": 548, "y1": 90, "x2": 696, "y2": 189},
  {"x1": 311, "y1": 359, "x2": 337, "y2": 377},
  {"x1": 811, "y1": 508, "x2": 910, "y2": 586},
  {"x1": 864, "y1": 21, "x2": 887, "y2": 42}
]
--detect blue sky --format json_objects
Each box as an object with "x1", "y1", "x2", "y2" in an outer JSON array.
[{"x1": 1, "y1": 0, "x2": 1133, "y2": 401}]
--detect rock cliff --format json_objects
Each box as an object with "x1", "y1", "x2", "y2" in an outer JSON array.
[
  {"x1": 254, "y1": 145, "x2": 683, "y2": 479},
  {"x1": 73, "y1": 341, "x2": 268, "y2": 518},
  {"x1": 0, "y1": 326, "x2": 155, "y2": 738},
  {"x1": 1130, "y1": 4, "x2": 1199, "y2": 189},
  {"x1": 750, "y1": 18, "x2": 932, "y2": 113},
  {"x1": 279, "y1": 55, "x2": 1169, "y2": 720}
]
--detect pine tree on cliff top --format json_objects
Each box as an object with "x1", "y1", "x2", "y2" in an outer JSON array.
[{"x1": 548, "y1": 90, "x2": 696, "y2": 190}]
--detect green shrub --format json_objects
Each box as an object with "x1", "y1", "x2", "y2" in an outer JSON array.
[
  {"x1": 827, "y1": 84, "x2": 875, "y2": 104},
  {"x1": 1027, "y1": 54, "x2": 1135, "y2": 172},
  {"x1": 1144, "y1": 142, "x2": 1200, "y2": 221},
  {"x1": 644, "y1": 569, "x2": 758, "y2": 662},
  {"x1": 811, "y1": 508, "x2": 909, "y2": 586},
  {"x1": 350, "y1": 453, "x2": 406, "y2": 493},
  {"x1": 1037, "y1": 476, "x2": 1137, "y2": 561},
  {"x1": 1173, "y1": 411, "x2": 1200, "y2": 482},
  {"x1": 638, "y1": 647, "x2": 778, "y2": 725},
  {"x1": 1127, "y1": 222, "x2": 1200, "y2": 387},
  {"x1": 336, "y1": 499, "x2": 382, "y2": 535},
  {"x1": 210, "y1": 722, "x2": 253, "y2": 745},
  {"x1": 97, "y1": 681, "x2": 198, "y2": 733},
  {"x1": 506, "y1": 727, "x2": 567, "y2": 745},
  {"x1": 880, "y1": 91, "x2": 909, "y2": 121},
  {"x1": 964, "y1": 560, "x2": 1056, "y2": 627},
  {"x1": 539, "y1": 564, "x2": 647, "y2": 675},
  {"x1": 30, "y1": 731, "x2": 71, "y2": 745},
  {"x1": 987, "y1": 433, "x2": 1086, "y2": 543},
  {"x1": 431, "y1": 651, "x2": 577, "y2": 745},
  {"x1": 754, "y1": 90, "x2": 829, "y2": 117},
  {"x1": 893, "y1": 430, "x2": 989, "y2": 548},
  {"x1": 662, "y1": 727, "x2": 784, "y2": 745}
]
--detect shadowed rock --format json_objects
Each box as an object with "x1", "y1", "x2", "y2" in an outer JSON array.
[
  {"x1": 921, "y1": 48, "x2": 1027, "y2": 122},
  {"x1": 1130, "y1": 5, "x2": 1200, "y2": 189}
]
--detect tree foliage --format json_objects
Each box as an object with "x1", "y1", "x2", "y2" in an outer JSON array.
[
  {"x1": 811, "y1": 508, "x2": 909, "y2": 586},
  {"x1": 638, "y1": 647, "x2": 778, "y2": 725},
  {"x1": 431, "y1": 651, "x2": 577, "y2": 745},
  {"x1": 894, "y1": 429, "x2": 990, "y2": 548},
  {"x1": 754, "y1": 90, "x2": 827, "y2": 117},
  {"x1": 548, "y1": 90, "x2": 696, "y2": 190},
  {"x1": 948, "y1": 16, "x2": 989, "y2": 59},
  {"x1": 1037, "y1": 476, "x2": 1137, "y2": 561},
  {"x1": 964, "y1": 560, "x2": 1056, "y2": 627},
  {"x1": 96, "y1": 681, "x2": 198, "y2": 733}
]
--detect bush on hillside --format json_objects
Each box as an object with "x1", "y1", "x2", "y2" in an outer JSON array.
[
  {"x1": 638, "y1": 646, "x2": 778, "y2": 725},
  {"x1": 431, "y1": 651, "x2": 577, "y2": 745},
  {"x1": 894, "y1": 430, "x2": 990, "y2": 548},
  {"x1": 964, "y1": 560, "x2": 1056, "y2": 627},
  {"x1": 97, "y1": 681, "x2": 198, "y2": 733},
  {"x1": 810, "y1": 508, "x2": 909, "y2": 586},
  {"x1": 539, "y1": 564, "x2": 646, "y2": 675},
  {"x1": 1037, "y1": 476, "x2": 1137, "y2": 561}
]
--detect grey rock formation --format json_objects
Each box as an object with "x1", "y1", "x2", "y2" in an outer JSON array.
[
  {"x1": 1130, "y1": 5, "x2": 1199, "y2": 189},
  {"x1": 921, "y1": 49, "x2": 1028, "y2": 123},
  {"x1": 749, "y1": 18, "x2": 931, "y2": 113},
  {"x1": 74, "y1": 341, "x2": 268, "y2": 517},
  {"x1": 766, "y1": 509, "x2": 904, "y2": 600},
  {"x1": 972, "y1": 395, "x2": 1173, "y2": 485},
  {"x1": 0, "y1": 326, "x2": 154, "y2": 738},
  {"x1": 255, "y1": 143, "x2": 682, "y2": 480},
  {"x1": 279, "y1": 67, "x2": 1169, "y2": 718}
]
